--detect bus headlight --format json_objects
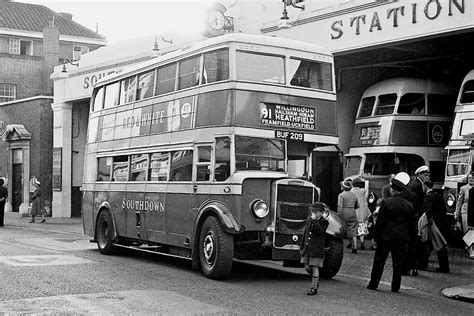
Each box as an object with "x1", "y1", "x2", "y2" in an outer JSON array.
[
  {"x1": 446, "y1": 194, "x2": 455, "y2": 207},
  {"x1": 251, "y1": 199, "x2": 269, "y2": 218}
]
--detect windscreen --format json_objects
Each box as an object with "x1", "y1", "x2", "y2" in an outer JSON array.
[
  {"x1": 446, "y1": 149, "x2": 472, "y2": 177},
  {"x1": 235, "y1": 136, "x2": 285, "y2": 171}
]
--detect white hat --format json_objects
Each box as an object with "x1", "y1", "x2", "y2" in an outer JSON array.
[
  {"x1": 391, "y1": 172, "x2": 410, "y2": 190},
  {"x1": 415, "y1": 165, "x2": 429, "y2": 175},
  {"x1": 33, "y1": 178, "x2": 41, "y2": 186}
]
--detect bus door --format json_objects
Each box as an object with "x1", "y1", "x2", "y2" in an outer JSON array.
[
  {"x1": 165, "y1": 150, "x2": 194, "y2": 247},
  {"x1": 193, "y1": 143, "x2": 213, "y2": 214}
]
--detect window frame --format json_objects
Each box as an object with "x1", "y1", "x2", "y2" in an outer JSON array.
[
  {"x1": 0, "y1": 83, "x2": 17, "y2": 103},
  {"x1": 9, "y1": 38, "x2": 33, "y2": 56}
]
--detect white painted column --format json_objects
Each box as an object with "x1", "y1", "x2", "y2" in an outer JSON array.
[{"x1": 51, "y1": 102, "x2": 73, "y2": 218}]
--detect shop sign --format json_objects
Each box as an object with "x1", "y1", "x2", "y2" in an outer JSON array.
[{"x1": 52, "y1": 148, "x2": 62, "y2": 191}]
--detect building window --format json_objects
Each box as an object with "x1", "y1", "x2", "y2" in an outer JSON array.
[
  {"x1": 0, "y1": 84, "x2": 16, "y2": 103},
  {"x1": 73, "y1": 45, "x2": 89, "y2": 60},
  {"x1": 9, "y1": 38, "x2": 33, "y2": 55}
]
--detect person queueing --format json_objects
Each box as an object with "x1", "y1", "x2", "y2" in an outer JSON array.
[
  {"x1": 352, "y1": 178, "x2": 371, "y2": 250},
  {"x1": 0, "y1": 178, "x2": 8, "y2": 227},
  {"x1": 421, "y1": 180, "x2": 450, "y2": 273},
  {"x1": 29, "y1": 178, "x2": 45, "y2": 223},
  {"x1": 337, "y1": 180, "x2": 359, "y2": 253},
  {"x1": 367, "y1": 175, "x2": 415, "y2": 293},
  {"x1": 455, "y1": 171, "x2": 474, "y2": 259},
  {"x1": 407, "y1": 165, "x2": 431, "y2": 274},
  {"x1": 300, "y1": 202, "x2": 329, "y2": 296}
]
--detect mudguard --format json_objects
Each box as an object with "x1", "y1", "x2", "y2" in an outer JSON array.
[
  {"x1": 94, "y1": 202, "x2": 118, "y2": 241},
  {"x1": 194, "y1": 201, "x2": 245, "y2": 235}
]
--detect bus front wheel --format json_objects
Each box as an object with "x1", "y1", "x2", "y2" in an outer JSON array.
[
  {"x1": 199, "y1": 216, "x2": 233, "y2": 279},
  {"x1": 96, "y1": 210, "x2": 116, "y2": 255}
]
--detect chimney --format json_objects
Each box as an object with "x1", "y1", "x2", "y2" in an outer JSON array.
[{"x1": 58, "y1": 12, "x2": 73, "y2": 20}]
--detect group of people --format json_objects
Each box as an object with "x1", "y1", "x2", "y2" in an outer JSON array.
[
  {"x1": 365, "y1": 166, "x2": 453, "y2": 292},
  {"x1": 331, "y1": 165, "x2": 460, "y2": 293},
  {"x1": 0, "y1": 177, "x2": 46, "y2": 226}
]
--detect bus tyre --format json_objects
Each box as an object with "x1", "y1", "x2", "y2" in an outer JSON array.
[
  {"x1": 96, "y1": 211, "x2": 116, "y2": 255},
  {"x1": 199, "y1": 216, "x2": 233, "y2": 280},
  {"x1": 320, "y1": 235, "x2": 343, "y2": 279}
]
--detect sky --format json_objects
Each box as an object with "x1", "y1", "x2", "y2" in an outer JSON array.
[{"x1": 17, "y1": 0, "x2": 221, "y2": 44}]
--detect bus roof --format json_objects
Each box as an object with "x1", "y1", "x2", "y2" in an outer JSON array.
[
  {"x1": 362, "y1": 77, "x2": 456, "y2": 97},
  {"x1": 95, "y1": 33, "x2": 332, "y2": 88}
]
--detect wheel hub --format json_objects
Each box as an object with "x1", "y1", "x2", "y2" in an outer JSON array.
[{"x1": 203, "y1": 233, "x2": 215, "y2": 264}]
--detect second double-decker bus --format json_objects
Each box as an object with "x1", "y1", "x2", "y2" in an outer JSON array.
[
  {"x1": 344, "y1": 77, "x2": 456, "y2": 200},
  {"x1": 444, "y1": 70, "x2": 474, "y2": 217},
  {"x1": 82, "y1": 34, "x2": 345, "y2": 280}
]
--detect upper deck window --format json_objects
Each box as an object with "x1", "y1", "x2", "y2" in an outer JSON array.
[
  {"x1": 178, "y1": 56, "x2": 201, "y2": 90},
  {"x1": 358, "y1": 97, "x2": 376, "y2": 118},
  {"x1": 446, "y1": 149, "x2": 471, "y2": 176},
  {"x1": 104, "y1": 82, "x2": 120, "y2": 109},
  {"x1": 398, "y1": 93, "x2": 425, "y2": 114},
  {"x1": 375, "y1": 94, "x2": 397, "y2": 115},
  {"x1": 120, "y1": 76, "x2": 137, "y2": 104},
  {"x1": 202, "y1": 49, "x2": 229, "y2": 84},
  {"x1": 236, "y1": 51, "x2": 284, "y2": 84},
  {"x1": 460, "y1": 80, "x2": 474, "y2": 104},
  {"x1": 289, "y1": 58, "x2": 332, "y2": 91},
  {"x1": 427, "y1": 94, "x2": 456, "y2": 115},
  {"x1": 156, "y1": 63, "x2": 176, "y2": 95},
  {"x1": 92, "y1": 87, "x2": 104, "y2": 111},
  {"x1": 137, "y1": 70, "x2": 155, "y2": 100}
]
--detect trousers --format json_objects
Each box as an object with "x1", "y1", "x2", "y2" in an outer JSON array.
[{"x1": 368, "y1": 239, "x2": 407, "y2": 292}]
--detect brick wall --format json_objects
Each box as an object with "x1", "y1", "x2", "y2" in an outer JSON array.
[{"x1": 0, "y1": 98, "x2": 53, "y2": 205}]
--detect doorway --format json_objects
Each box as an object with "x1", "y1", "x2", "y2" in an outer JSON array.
[{"x1": 12, "y1": 149, "x2": 23, "y2": 213}]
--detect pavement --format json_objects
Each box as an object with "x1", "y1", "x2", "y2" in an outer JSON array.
[{"x1": 2, "y1": 212, "x2": 473, "y2": 303}]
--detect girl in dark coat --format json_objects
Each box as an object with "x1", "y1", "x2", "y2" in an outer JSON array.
[
  {"x1": 300, "y1": 202, "x2": 329, "y2": 295},
  {"x1": 29, "y1": 178, "x2": 45, "y2": 223}
]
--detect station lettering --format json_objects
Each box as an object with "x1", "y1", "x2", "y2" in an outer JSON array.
[
  {"x1": 83, "y1": 71, "x2": 116, "y2": 89},
  {"x1": 330, "y1": 0, "x2": 465, "y2": 40}
]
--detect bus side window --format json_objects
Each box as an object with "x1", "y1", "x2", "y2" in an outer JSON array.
[
  {"x1": 149, "y1": 152, "x2": 169, "y2": 181},
  {"x1": 129, "y1": 153, "x2": 148, "y2": 181},
  {"x1": 112, "y1": 156, "x2": 129, "y2": 181},
  {"x1": 170, "y1": 150, "x2": 193, "y2": 181},
  {"x1": 197, "y1": 146, "x2": 212, "y2": 181},
  {"x1": 97, "y1": 157, "x2": 111, "y2": 181},
  {"x1": 214, "y1": 137, "x2": 230, "y2": 182}
]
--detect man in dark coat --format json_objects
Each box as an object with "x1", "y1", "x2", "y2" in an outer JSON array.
[
  {"x1": 0, "y1": 178, "x2": 8, "y2": 227},
  {"x1": 407, "y1": 165, "x2": 431, "y2": 272},
  {"x1": 367, "y1": 178, "x2": 415, "y2": 293},
  {"x1": 422, "y1": 180, "x2": 450, "y2": 273}
]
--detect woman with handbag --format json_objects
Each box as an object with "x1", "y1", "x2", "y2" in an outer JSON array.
[{"x1": 29, "y1": 178, "x2": 45, "y2": 223}]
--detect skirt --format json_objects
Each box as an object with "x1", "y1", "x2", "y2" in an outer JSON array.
[
  {"x1": 301, "y1": 255, "x2": 324, "y2": 267},
  {"x1": 357, "y1": 221, "x2": 369, "y2": 236}
]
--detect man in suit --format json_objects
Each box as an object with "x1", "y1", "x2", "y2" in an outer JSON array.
[
  {"x1": 367, "y1": 176, "x2": 415, "y2": 292},
  {"x1": 422, "y1": 180, "x2": 450, "y2": 272},
  {"x1": 407, "y1": 165, "x2": 431, "y2": 273},
  {"x1": 0, "y1": 178, "x2": 8, "y2": 227},
  {"x1": 455, "y1": 171, "x2": 474, "y2": 259}
]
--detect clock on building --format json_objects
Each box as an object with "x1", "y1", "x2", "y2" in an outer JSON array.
[
  {"x1": 208, "y1": 9, "x2": 226, "y2": 30},
  {"x1": 203, "y1": 4, "x2": 232, "y2": 38}
]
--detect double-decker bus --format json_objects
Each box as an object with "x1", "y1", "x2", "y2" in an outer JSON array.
[
  {"x1": 344, "y1": 77, "x2": 456, "y2": 200},
  {"x1": 444, "y1": 70, "x2": 474, "y2": 216},
  {"x1": 82, "y1": 34, "x2": 345, "y2": 280}
]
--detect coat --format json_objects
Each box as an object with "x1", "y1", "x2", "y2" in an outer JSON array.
[
  {"x1": 30, "y1": 188, "x2": 44, "y2": 216},
  {"x1": 374, "y1": 193, "x2": 415, "y2": 242},
  {"x1": 407, "y1": 177, "x2": 424, "y2": 218},
  {"x1": 456, "y1": 184, "x2": 474, "y2": 227},
  {"x1": 352, "y1": 187, "x2": 371, "y2": 222},
  {"x1": 300, "y1": 216, "x2": 329, "y2": 259},
  {"x1": 422, "y1": 189, "x2": 450, "y2": 239}
]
